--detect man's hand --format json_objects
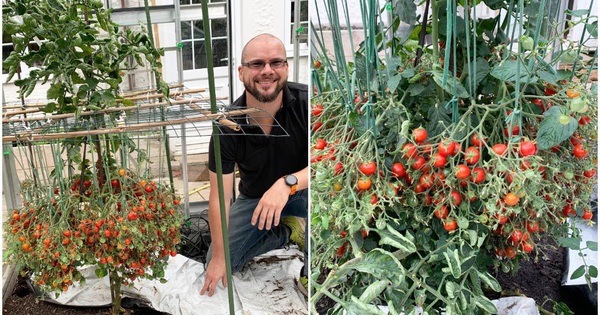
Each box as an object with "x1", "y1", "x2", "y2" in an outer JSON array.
[
  {"x1": 251, "y1": 178, "x2": 289, "y2": 230},
  {"x1": 200, "y1": 259, "x2": 227, "y2": 297}
]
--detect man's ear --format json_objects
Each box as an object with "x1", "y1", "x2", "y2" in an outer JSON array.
[{"x1": 238, "y1": 66, "x2": 243, "y2": 81}]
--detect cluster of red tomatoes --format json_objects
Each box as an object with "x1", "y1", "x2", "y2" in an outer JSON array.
[{"x1": 5, "y1": 169, "x2": 183, "y2": 293}]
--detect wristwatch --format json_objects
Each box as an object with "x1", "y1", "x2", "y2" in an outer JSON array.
[{"x1": 283, "y1": 174, "x2": 298, "y2": 195}]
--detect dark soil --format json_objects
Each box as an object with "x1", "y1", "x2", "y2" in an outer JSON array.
[
  {"x1": 315, "y1": 237, "x2": 597, "y2": 314},
  {"x1": 3, "y1": 276, "x2": 169, "y2": 315}
]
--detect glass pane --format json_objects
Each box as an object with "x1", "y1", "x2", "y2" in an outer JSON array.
[
  {"x1": 181, "y1": 21, "x2": 192, "y2": 40},
  {"x1": 301, "y1": 0, "x2": 308, "y2": 21},
  {"x1": 211, "y1": 18, "x2": 227, "y2": 38},
  {"x1": 191, "y1": 0, "x2": 201, "y2": 4},
  {"x1": 212, "y1": 38, "x2": 228, "y2": 67},
  {"x1": 211, "y1": 0, "x2": 226, "y2": 2},
  {"x1": 291, "y1": 1, "x2": 296, "y2": 23},
  {"x1": 300, "y1": 22, "x2": 308, "y2": 43},
  {"x1": 181, "y1": 42, "x2": 193, "y2": 70},
  {"x1": 179, "y1": 0, "x2": 188, "y2": 6},
  {"x1": 194, "y1": 40, "x2": 208, "y2": 69},
  {"x1": 193, "y1": 20, "x2": 205, "y2": 40}
]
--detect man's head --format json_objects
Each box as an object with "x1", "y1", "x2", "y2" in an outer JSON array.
[{"x1": 239, "y1": 34, "x2": 288, "y2": 103}]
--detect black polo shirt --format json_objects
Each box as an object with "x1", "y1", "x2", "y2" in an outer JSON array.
[{"x1": 208, "y1": 82, "x2": 309, "y2": 198}]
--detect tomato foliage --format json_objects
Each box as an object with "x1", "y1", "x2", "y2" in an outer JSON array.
[{"x1": 310, "y1": 0, "x2": 597, "y2": 313}]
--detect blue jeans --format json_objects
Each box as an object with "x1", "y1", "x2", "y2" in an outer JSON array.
[{"x1": 206, "y1": 189, "x2": 308, "y2": 275}]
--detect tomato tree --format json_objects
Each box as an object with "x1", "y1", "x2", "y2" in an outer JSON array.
[
  {"x1": 310, "y1": 0, "x2": 597, "y2": 313},
  {"x1": 2, "y1": 1, "x2": 182, "y2": 314}
]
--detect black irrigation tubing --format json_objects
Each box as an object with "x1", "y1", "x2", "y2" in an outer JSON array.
[{"x1": 414, "y1": 0, "x2": 431, "y2": 67}]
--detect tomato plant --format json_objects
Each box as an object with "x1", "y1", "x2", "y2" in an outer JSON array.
[{"x1": 310, "y1": 0, "x2": 597, "y2": 313}]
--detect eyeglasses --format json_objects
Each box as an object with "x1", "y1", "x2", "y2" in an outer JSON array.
[{"x1": 241, "y1": 59, "x2": 287, "y2": 70}]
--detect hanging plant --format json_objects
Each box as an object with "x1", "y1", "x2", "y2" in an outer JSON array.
[
  {"x1": 2, "y1": 0, "x2": 182, "y2": 314},
  {"x1": 310, "y1": 0, "x2": 597, "y2": 313}
]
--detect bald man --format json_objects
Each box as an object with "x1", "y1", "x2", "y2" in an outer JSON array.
[{"x1": 201, "y1": 34, "x2": 309, "y2": 298}]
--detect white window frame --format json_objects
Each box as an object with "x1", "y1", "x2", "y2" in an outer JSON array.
[{"x1": 284, "y1": 0, "x2": 309, "y2": 57}]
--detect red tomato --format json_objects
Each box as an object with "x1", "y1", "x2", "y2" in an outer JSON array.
[
  {"x1": 455, "y1": 164, "x2": 471, "y2": 179},
  {"x1": 492, "y1": 143, "x2": 508, "y2": 156},
  {"x1": 464, "y1": 147, "x2": 480, "y2": 164},
  {"x1": 370, "y1": 194, "x2": 378, "y2": 205},
  {"x1": 443, "y1": 219, "x2": 458, "y2": 232},
  {"x1": 450, "y1": 191, "x2": 462, "y2": 206},
  {"x1": 573, "y1": 144, "x2": 588, "y2": 159},
  {"x1": 505, "y1": 247, "x2": 518, "y2": 259},
  {"x1": 314, "y1": 139, "x2": 327, "y2": 150},
  {"x1": 145, "y1": 185, "x2": 154, "y2": 193},
  {"x1": 434, "y1": 205, "x2": 449, "y2": 219},
  {"x1": 432, "y1": 153, "x2": 447, "y2": 168},
  {"x1": 336, "y1": 242, "x2": 348, "y2": 258},
  {"x1": 526, "y1": 220, "x2": 540, "y2": 233},
  {"x1": 312, "y1": 104, "x2": 324, "y2": 116},
  {"x1": 312, "y1": 121, "x2": 323, "y2": 132},
  {"x1": 334, "y1": 162, "x2": 344, "y2": 175},
  {"x1": 111, "y1": 179, "x2": 119, "y2": 187},
  {"x1": 411, "y1": 156, "x2": 426, "y2": 170},
  {"x1": 521, "y1": 242, "x2": 534, "y2": 253},
  {"x1": 532, "y1": 99, "x2": 544, "y2": 111},
  {"x1": 582, "y1": 209, "x2": 593, "y2": 220},
  {"x1": 579, "y1": 115, "x2": 591, "y2": 125},
  {"x1": 419, "y1": 173, "x2": 433, "y2": 189},
  {"x1": 563, "y1": 204, "x2": 576, "y2": 217},
  {"x1": 470, "y1": 167, "x2": 486, "y2": 183},
  {"x1": 359, "y1": 161, "x2": 377, "y2": 175},
  {"x1": 62, "y1": 230, "x2": 71, "y2": 237},
  {"x1": 504, "y1": 126, "x2": 520, "y2": 138},
  {"x1": 402, "y1": 143, "x2": 418, "y2": 158},
  {"x1": 471, "y1": 134, "x2": 486, "y2": 147},
  {"x1": 391, "y1": 163, "x2": 406, "y2": 178},
  {"x1": 583, "y1": 169, "x2": 596, "y2": 178},
  {"x1": 438, "y1": 140, "x2": 456, "y2": 156},
  {"x1": 127, "y1": 212, "x2": 138, "y2": 221},
  {"x1": 510, "y1": 230, "x2": 523, "y2": 244},
  {"x1": 519, "y1": 140, "x2": 537, "y2": 157},
  {"x1": 413, "y1": 128, "x2": 428, "y2": 144}
]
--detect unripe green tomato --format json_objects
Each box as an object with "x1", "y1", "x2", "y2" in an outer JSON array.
[
  {"x1": 562, "y1": 170, "x2": 574, "y2": 180},
  {"x1": 561, "y1": 50, "x2": 578, "y2": 63},
  {"x1": 375, "y1": 218, "x2": 387, "y2": 230},
  {"x1": 479, "y1": 213, "x2": 489, "y2": 225},
  {"x1": 519, "y1": 36, "x2": 534, "y2": 51},
  {"x1": 558, "y1": 114, "x2": 570, "y2": 125},
  {"x1": 569, "y1": 97, "x2": 588, "y2": 113}
]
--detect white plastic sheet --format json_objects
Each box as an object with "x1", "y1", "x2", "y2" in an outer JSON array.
[{"x1": 43, "y1": 248, "x2": 308, "y2": 315}]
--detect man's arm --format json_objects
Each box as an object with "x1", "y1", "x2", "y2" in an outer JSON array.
[
  {"x1": 251, "y1": 166, "x2": 308, "y2": 230},
  {"x1": 200, "y1": 170, "x2": 234, "y2": 297}
]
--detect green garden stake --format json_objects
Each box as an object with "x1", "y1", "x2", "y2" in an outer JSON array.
[
  {"x1": 177, "y1": 42, "x2": 184, "y2": 49},
  {"x1": 3, "y1": 150, "x2": 12, "y2": 155},
  {"x1": 296, "y1": 26, "x2": 304, "y2": 33},
  {"x1": 385, "y1": 3, "x2": 392, "y2": 11}
]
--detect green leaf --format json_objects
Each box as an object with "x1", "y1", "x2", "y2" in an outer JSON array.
[
  {"x1": 432, "y1": 71, "x2": 470, "y2": 98},
  {"x1": 47, "y1": 82, "x2": 63, "y2": 100},
  {"x1": 348, "y1": 296, "x2": 387, "y2": 315},
  {"x1": 359, "y1": 280, "x2": 388, "y2": 303},
  {"x1": 353, "y1": 248, "x2": 405, "y2": 281},
  {"x1": 586, "y1": 241, "x2": 598, "y2": 251},
  {"x1": 41, "y1": 102, "x2": 57, "y2": 113},
  {"x1": 490, "y1": 59, "x2": 536, "y2": 84},
  {"x1": 474, "y1": 296, "x2": 497, "y2": 314},
  {"x1": 536, "y1": 106, "x2": 578, "y2": 150},
  {"x1": 394, "y1": 0, "x2": 417, "y2": 25},
  {"x1": 483, "y1": 0, "x2": 504, "y2": 9},
  {"x1": 558, "y1": 236, "x2": 581, "y2": 250},
  {"x1": 95, "y1": 267, "x2": 107, "y2": 278},
  {"x1": 387, "y1": 74, "x2": 402, "y2": 94},
  {"x1": 586, "y1": 21, "x2": 598, "y2": 38},
  {"x1": 445, "y1": 281, "x2": 458, "y2": 298},
  {"x1": 378, "y1": 224, "x2": 416, "y2": 253},
  {"x1": 457, "y1": 216, "x2": 469, "y2": 229},
  {"x1": 444, "y1": 249, "x2": 462, "y2": 279},
  {"x1": 589, "y1": 265, "x2": 598, "y2": 278},
  {"x1": 567, "y1": 9, "x2": 589, "y2": 17},
  {"x1": 478, "y1": 271, "x2": 501, "y2": 292},
  {"x1": 47, "y1": 0, "x2": 66, "y2": 11},
  {"x1": 570, "y1": 265, "x2": 586, "y2": 280},
  {"x1": 406, "y1": 84, "x2": 425, "y2": 96}
]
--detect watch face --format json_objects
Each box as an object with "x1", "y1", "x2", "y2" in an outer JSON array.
[{"x1": 285, "y1": 175, "x2": 298, "y2": 186}]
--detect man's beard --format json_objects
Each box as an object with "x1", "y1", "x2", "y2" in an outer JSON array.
[{"x1": 245, "y1": 77, "x2": 286, "y2": 103}]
